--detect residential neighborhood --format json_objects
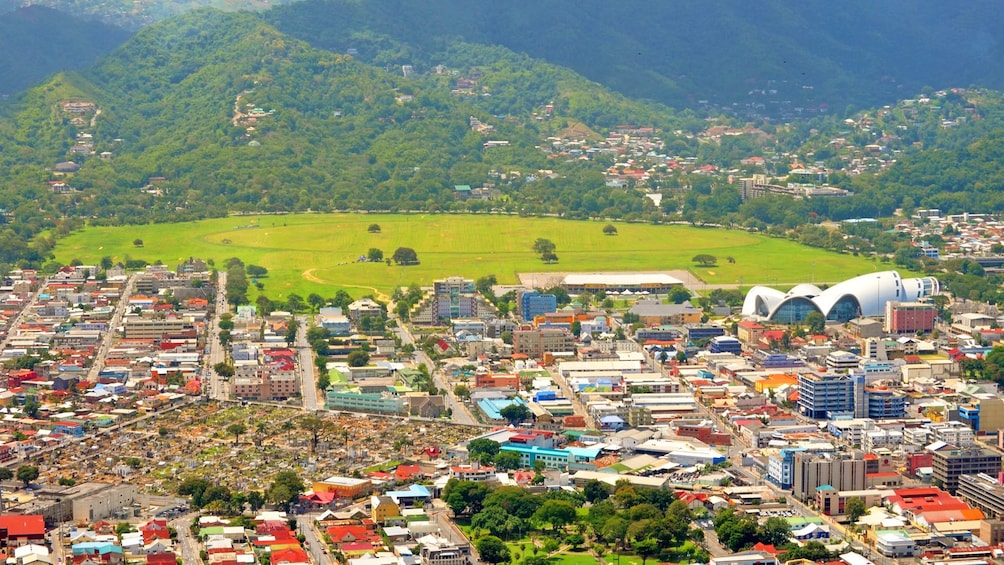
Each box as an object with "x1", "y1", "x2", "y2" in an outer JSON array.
[{"x1": 6, "y1": 257, "x2": 1004, "y2": 565}]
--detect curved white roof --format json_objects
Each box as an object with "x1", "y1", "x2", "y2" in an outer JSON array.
[{"x1": 741, "y1": 271, "x2": 940, "y2": 323}]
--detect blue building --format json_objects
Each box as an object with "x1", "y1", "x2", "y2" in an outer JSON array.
[
  {"x1": 958, "y1": 404, "x2": 980, "y2": 431},
  {"x1": 520, "y1": 291, "x2": 557, "y2": 322},
  {"x1": 709, "y1": 336, "x2": 742, "y2": 354},
  {"x1": 866, "y1": 388, "x2": 906, "y2": 419},
  {"x1": 686, "y1": 325, "x2": 726, "y2": 341},
  {"x1": 797, "y1": 372, "x2": 861, "y2": 419}
]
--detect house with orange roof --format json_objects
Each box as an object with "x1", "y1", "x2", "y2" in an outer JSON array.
[
  {"x1": 270, "y1": 547, "x2": 309, "y2": 565},
  {"x1": 393, "y1": 463, "x2": 422, "y2": 482}
]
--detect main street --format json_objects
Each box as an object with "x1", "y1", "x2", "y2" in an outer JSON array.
[
  {"x1": 391, "y1": 319, "x2": 477, "y2": 426},
  {"x1": 206, "y1": 270, "x2": 229, "y2": 401},
  {"x1": 297, "y1": 513, "x2": 333, "y2": 565},
  {"x1": 0, "y1": 275, "x2": 47, "y2": 351},
  {"x1": 86, "y1": 272, "x2": 138, "y2": 382},
  {"x1": 295, "y1": 315, "x2": 321, "y2": 411}
]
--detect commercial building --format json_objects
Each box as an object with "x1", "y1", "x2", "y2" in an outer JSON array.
[
  {"x1": 519, "y1": 291, "x2": 557, "y2": 322},
  {"x1": 742, "y1": 270, "x2": 940, "y2": 324},
  {"x1": 324, "y1": 391, "x2": 406, "y2": 414},
  {"x1": 311, "y1": 476, "x2": 373, "y2": 499},
  {"x1": 885, "y1": 301, "x2": 937, "y2": 334},
  {"x1": 875, "y1": 531, "x2": 919, "y2": 558},
  {"x1": 122, "y1": 317, "x2": 194, "y2": 339},
  {"x1": 797, "y1": 372, "x2": 863, "y2": 419},
  {"x1": 815, "y1": 487, "x2": 885, "y2": 517},
  {"x1": 865, "y1": 387, "x2": 906, "y2": 419},
  {"x1": 958, "y1": 473, "x2": 1004, "y2": 520},
  {"x1": 499, "y1": 444, "x2": 602, "y2": 471},
  {"x1": 792, "y1": 453, "x2": 867, "y2": 502},
  {"x1": 560, "y1": 273, "x2": 683, "y2": 295},
  {"x1": 931, "y1": 447, "x2": 1003, "y2": 494},
  {"x1": 709, "y1": 336, "x2": 743, "y2": 354},
  {"x1": 629, "y1": 300, "x2": 702, "y2": 326},
  {"x1": 412, "y1": 277, "x2": 494, "y2": 324},
  {"x1": 512, "y1": 327, "x2": 574, "y2": 358}
]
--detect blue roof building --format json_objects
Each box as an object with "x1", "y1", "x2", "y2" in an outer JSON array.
[{"x1": 477, "y1": 396, "x2": 528, "y2": 422}]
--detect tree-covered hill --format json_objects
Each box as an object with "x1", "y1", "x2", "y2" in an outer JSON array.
[
  {"x1": 10, "y1": 0, "x2": 1004, "y2": 115},
  {"x1": 0, "y1": 8, "x2": 682, "y2": 267},
  {"x1": 265, "y1": 0, "x2": 1004, "y2": 116},
  {"x1": 0, "y1": 5, "x2": 131, "y2": 97}
]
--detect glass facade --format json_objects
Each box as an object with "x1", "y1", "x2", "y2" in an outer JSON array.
[{"x1": 770, "y1": 297, "x2": 821, "y2": 324}]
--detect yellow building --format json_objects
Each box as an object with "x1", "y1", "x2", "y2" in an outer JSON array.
[
  {"x1": 371, "y1": 495, "x2": 401, "y2": 523},
  {"x1": 311, "y1": 476, "x2": 373, "y2": 499},
  {"x1": 754, "y1": 373, "x2": 799, "y2": 394}
]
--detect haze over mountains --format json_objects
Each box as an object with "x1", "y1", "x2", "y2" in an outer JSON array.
[
  {"x1": 6, "y1": 0, "x2": 1004, "y2": 112},
  {"x1": 0, "y1": 5, "x2": 130, "y2": 96}
]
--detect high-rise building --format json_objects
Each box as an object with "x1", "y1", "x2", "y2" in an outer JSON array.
[
  {"x1": 931, "y1": 447, "x2": 1003, "y2": 494},
  {"x1": 797, "y1": 372, "x2": 863, "y2": 419},
  {"x1": 792, "y1": 452, "x2": 867, "y2": 502},
  {"x1": 412, "y1": 277, "x2": 495, "y2": 324}
]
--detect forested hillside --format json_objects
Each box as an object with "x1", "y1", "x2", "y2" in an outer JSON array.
[
  {"x1": 0, "y1": 8, "x2": 684, "y2": 267},
  {"x1": 266, "y1": 0, "x2": 1004, "y2": 115},
  {"x1": 10, "y1": 0, "x2": 1004, "y2": 114},
  {"x1": 0, "y1": 6, "x2": 131, "y2": 96}
]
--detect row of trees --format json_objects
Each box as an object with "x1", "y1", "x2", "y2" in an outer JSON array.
[{"x1": 445, "y1": 477, "x2": 709, "y2": 565}]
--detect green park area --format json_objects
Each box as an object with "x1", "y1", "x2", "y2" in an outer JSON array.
[{"x1": 54, "y1": 213, "x2": 888, "y2": 299}]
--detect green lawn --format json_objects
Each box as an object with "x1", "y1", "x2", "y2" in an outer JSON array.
[
  {"x1": 552, "y1": 551, "x2": 600, "y2": 565},
  {"x1": 54, "y1": 213, "x2": 891, "y2": 299}
]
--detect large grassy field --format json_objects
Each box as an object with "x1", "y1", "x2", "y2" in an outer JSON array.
[{"x1": 54, "y1": 213, "x2": 889, "y2": 300}]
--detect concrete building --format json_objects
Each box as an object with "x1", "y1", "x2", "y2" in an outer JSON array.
[
  {"x1": 412, "y1": 277, "x2": 494, "y2": 324},
  {"x1": 512, "y1": 327, "x2": 574, "y2": 358},
  {"x1": 885, "y1": 301, "x2": 937, "y2": 334},
  {"x1": 958, "y1": 473, "x2": 1004, "y2": 520},
  {"x1": 875, "y1": 531, "x2": 918, "y2": 558},
  {"x1": 324, "y1": 391, "x2": 406, "y2": 414},
  {"x1": 792, "y1": 452, "x2": 867, "y2": 502},
  {"x1": 815, "y1": 487, "x2": 885, "y2": 517},
  {"x1": 930, "y1": 421, "x2": 975, "y2": 448},
  {"x1": 122, "y1": 317, "x2": 193, "y2": 339},
  {"x1": 931, "y1": 447, "x2": 1003, "y2": 494},
  {"x1": 629, "y1": 300, "x2": 702, "y2": 326}
]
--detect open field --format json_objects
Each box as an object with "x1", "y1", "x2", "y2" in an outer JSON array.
[{"x1": 54, "y1": 213, "x2": 891, "y2": 299}]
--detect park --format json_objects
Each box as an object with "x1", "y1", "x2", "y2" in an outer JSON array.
[{"x1": 54, "y1": 213, "x2": 889, "y2": 298}]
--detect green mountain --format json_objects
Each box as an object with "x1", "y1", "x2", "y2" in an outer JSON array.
[
  {"x1": 265, "y1": 0, "x2": 1004, "y2": 115},
  {"x1": 0, "y1": 5, "x2": 131, "y2": 97},
  {"x1": 0, "y1": 8, "x2": 685, "y2": 266}
]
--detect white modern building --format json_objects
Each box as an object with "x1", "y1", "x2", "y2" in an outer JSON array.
[{"x1": 742, "y1": 271, "x2": 939, "y2": 324}]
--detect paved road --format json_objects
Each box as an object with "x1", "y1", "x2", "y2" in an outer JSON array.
[
  {"x1": 392, "y1": 320, "x2": 478, "y2": 426},
  {"x1": 206, "y1": 271, "x2": 229, "y2": 401},
  {"x1": 297, "y1": 513, "x2": 332, "y2": 565},
  {"x1": 295, "y1": 315, "x2": 320, "y2": 411},
  {"x1": 87, "y1": 273, "x2": 138, "y2": 382},
  {"x1": 548, "y1": 365, "x2": 595, "y2": 428},
  {"x1": 171, "y1": 512, "x2": 202, "y2": 565},
  {"x1": 0, "y1": 276, "x2": 47, "y2": 351}
]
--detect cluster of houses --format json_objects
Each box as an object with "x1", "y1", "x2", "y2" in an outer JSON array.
[
  {"x1": 0, "y1": 262, "x2": 217, "y2": 460},
  {"x1": 301, "y1": 470, "x2": 470, "y2": 565}
]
